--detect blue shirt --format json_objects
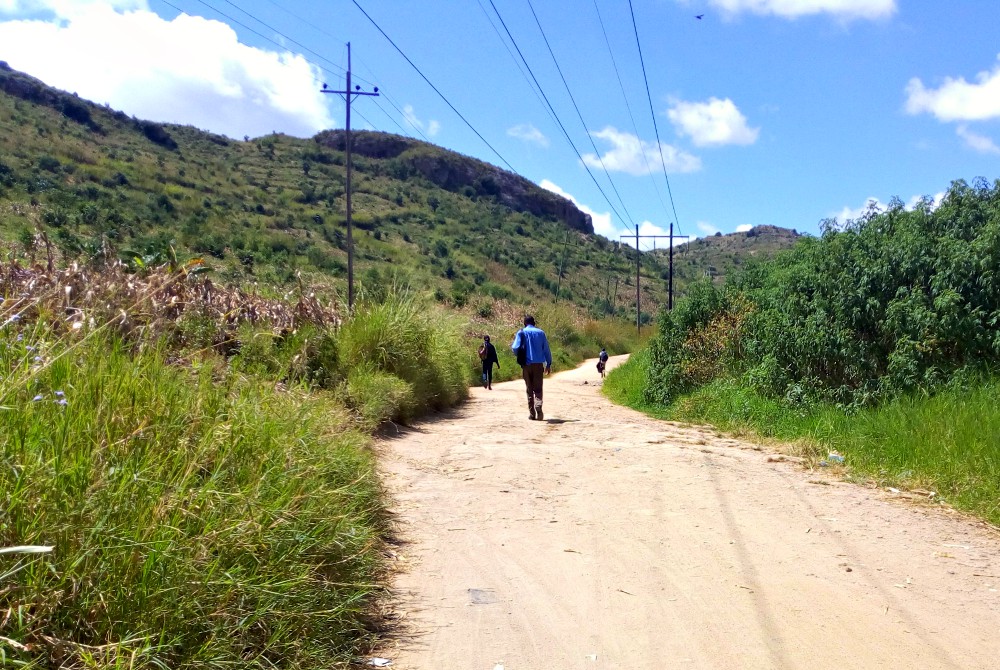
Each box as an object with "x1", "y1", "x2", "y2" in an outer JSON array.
[{"x1": 511, "y1": 325, "x2": 552, "y2": 367}]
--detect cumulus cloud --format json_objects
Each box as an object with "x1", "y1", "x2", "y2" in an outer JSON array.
[
  {"x1": 833, "y1": 192, "x2": 944, "y2": 223},
  {"x1": 0, "y1": 1, "x2": 334, "y2": 138},
  {"x1": 697, "y1": 221, "x2": 721, "y2": 236},
  {"x1": 702, "y1": 0, "x2": 896, "y2": 20},
  {"x1": 540, "y1": 179, "x2": 614, "y2": 237},
  {"x1": 539, "y1": 180, "x2": 685, "y2": 249},
  {"x1": 735, "y1": 224, "x2": 754, "y2": 233},
  {"x1": 904, "y1": 56, "x2": 1000, "y2": 122},
  {"x1": 507, "y1": 123, "x2": 549, "y2": 147},
  {"x1": 582, "y1": 126, "x2": 701, "y2": 176},
  {"x1": 956, "y1": 125, "x2": 1000, "y2": 155},
  {"x1": 401, "y1": 104, "x2": 440, "y2": 137},
  {"x1": 668, "y1": 97, "x2": 759, "y2": 147},
  {"x1": 0, "y1": 0, "x2": 144, "y2": 16}
]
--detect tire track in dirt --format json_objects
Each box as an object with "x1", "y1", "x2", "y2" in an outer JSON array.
[{"x1": 377, "y1": 356, "x2": 1000, "y2": 669}]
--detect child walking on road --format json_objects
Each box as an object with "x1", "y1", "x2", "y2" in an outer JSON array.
[{"x1": 478, "y1": 335, "x2": 500, "y2": 390}]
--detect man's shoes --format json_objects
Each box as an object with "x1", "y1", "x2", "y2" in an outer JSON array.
[
  {"x1": 536, "y1": 410, "x2": 544, "y2": 421},
  {"x1": 487, "y1": 385, "x2": 492, "y2": 390},
  {"x1": 529, "y1": 413, "x2": 537, "y2": 421}
]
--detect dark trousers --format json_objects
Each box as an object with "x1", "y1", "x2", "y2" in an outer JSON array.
[
  {"x1": 522, "y1": 363, "x2": 544, "y2": 414},
  {"x1": 482, "y1": 360, "x2": 494, "y2": 386}
]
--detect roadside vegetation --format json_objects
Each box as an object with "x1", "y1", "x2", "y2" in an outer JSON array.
[
  {"x1": 0, "y1": 246, "x2": 642, "y2": 667},
  {"x1": 607, "y1": 178, "x2": 1000, "y2": 525},
  {"x1": 0, "y1": 255, "x2": 472, "y2": 668}
]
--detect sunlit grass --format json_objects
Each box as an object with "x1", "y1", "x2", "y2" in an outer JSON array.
[
  {"x1": 1, "y1": 327, "x2": 386, "y2": 668},
  {"x1": 606, "y1": 347, "x2": 1000, "y2": 526}
]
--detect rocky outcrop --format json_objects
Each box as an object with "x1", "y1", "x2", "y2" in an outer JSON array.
[{"x1": 314, "y1": 130, "x2": 593, "y2": 234}]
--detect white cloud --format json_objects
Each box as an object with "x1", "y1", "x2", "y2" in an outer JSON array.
[
  {"x1": 833, "y1": 192, "x2": 944, "y2": 223},
  {"x1": 667, "y1": 97, "x2": 759, "y2": 147},
  {"x1": 1, "y1": 0, "x2": 144, "y2": 17},
  {"x1": 539, "y1": 180, "x2": 685, "y2": 250},
  {"x1": 703, "y1": 0, "x2": 896, "y2": 20},
  {"x1": 507, "y1": 123, "x2": 549, "y2": 147},
  {"x1": 735, "y1": 224, "x2": 754, "y2": 233},
  {"x1": 697, "y1": 221, "x2": 721, "y2": 235},
  {"x1": 904, "y1": 55, "x2": 1000, "y2": 122},
  {"x1": 582, "y1": 126, "x2": 701, "y2": 176},
  {"x1": 834, "y1": 197, "x2": 884, "y2": 223},
  {"x1": 956, "y1": 125, "x2": 1000, "y2": 155},
  {"x1": 0, "y1": 2, "x2": 333, "y2": 138},
  {"x1": 402, "y1": 104, "x2": 440, "y2": 137},
  {"x1": 540, "y1": 179, "x2": 613, "y2": 237}
]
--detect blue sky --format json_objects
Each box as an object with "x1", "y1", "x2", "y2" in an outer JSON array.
[{"x1": 1, "y1": 1, "x2": 998, "y2": 246}]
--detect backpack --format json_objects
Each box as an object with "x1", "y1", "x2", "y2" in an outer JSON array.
[
  {"x1": 478, "y1": 344, "x2": 488, "y2": 360},
  {"x1": 514, "y1": 330, "x2": 527, "y2": 367}
]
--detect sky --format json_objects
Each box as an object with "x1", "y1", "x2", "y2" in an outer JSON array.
[{"x1": 1, "y1": 0, "x2": 998, "y2": 247}]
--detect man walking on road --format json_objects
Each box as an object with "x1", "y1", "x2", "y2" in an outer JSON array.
[{"x1": 511, "y1": 315, "x2": 552, "y2": 421}]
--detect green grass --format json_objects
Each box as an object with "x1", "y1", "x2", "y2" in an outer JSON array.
[
  {"x1": 0, "y1": 268, "x2": 480, "y2": 668},
  {"x1": 605, "y1": 350, "x2": 1000, "y2": 526},
  {"x1": 1, "y1": 328, "x2": 386, "y2": 668}
]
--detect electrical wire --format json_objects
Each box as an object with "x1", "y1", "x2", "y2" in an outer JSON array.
[
  {"x1": 626, "y1": 0, "x2": 683, "y2": 237},
  {"x1": 250, "y1": 0, "x2": 377, "y2": 88},
  {"x1": 592, "y1": 0, "x2": 670, "y2": 218},
  {"x1": 475, "y1": 0, "x2": 554, "y2": 129},
  {"x1": 160, "y1": 0, "x2": 436, "y2": 141},
  {"x1": 350, "y1": 0, "x2": 518, "y2": 174},
  {"x1": 524, "y1": 0, "x2": 636, "y2": 228},
  {"x1": 486, "y1": 0, "x2": 627, "y2": 226},
  {"x1": 160, "y1": 0, "x2": 345, "y2": 84}
]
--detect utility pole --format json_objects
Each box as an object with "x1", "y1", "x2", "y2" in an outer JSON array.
[
  {"x1": 621, "y1": 226, "x2": 687, "y2": 334},
  {"x1": 555, "y1": 231, "x2": 579, "y2": 301},
  {"x1": 321, "y1": 42, "x2": 378, "y2": 311}
]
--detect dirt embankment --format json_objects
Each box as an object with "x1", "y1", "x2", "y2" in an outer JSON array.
[{"x1": 377, "y1": 356, "x2": 1000, "y2": 669}]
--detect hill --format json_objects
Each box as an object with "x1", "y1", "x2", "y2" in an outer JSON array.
[
  {"x1": 0, "y1": 63, "x2": 795, "y2": 319},
  {"x1": 657, "y1": 224, "x2": 802, "y2": 287}
]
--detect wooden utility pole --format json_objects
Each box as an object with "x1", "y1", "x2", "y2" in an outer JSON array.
[
  {"x1": 321, "y1": 42, "x2": 379, "y2": 311},
  {"x1": 555, "y1": 231, "x2": 579, "y2": 301},
  {"x1": 621, "y1": 225, "x2": 688, "y2": 334}
]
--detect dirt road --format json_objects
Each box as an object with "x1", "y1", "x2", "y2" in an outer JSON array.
[{"x1": 378, "y1": 356, "x2": 1000, "y2": 669}]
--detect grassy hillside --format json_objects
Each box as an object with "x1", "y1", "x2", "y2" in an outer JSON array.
[
  {"x1": 0, "y1": 64, "x2": 641, "y2": 319},
  {"x1": 0, "y1": 64, "x2": 796, "y2": 324},
  {"x1": 659, "y1": 224, "x2": 801, "y2": 286}
]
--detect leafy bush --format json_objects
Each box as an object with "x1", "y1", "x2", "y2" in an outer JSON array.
[{"x1": 646, "y1": 178, "x2": 1000, "y2": 406}]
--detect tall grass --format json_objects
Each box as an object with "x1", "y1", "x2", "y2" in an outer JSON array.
[
  {"x1": 1, "y1": 264, "x2": 474, "y2": 668},
  {"x1": 606, "y1": 352, "x2": 1000, "y2": 525},
  {"x1": 338, "y1": 292, "x2": 468, "y2": 424},
  {"x1": 1, "y1": 328, "x2": 385, "y2": 668}
]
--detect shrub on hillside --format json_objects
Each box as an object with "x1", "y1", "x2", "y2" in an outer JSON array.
[{"x1": 646, "y1": 178, "x2": 1000, "y2": 406}]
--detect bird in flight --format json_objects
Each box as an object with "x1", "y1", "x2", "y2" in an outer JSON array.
[{"x1": 696, "y1": 14, "x2": 704, "y2": 19}]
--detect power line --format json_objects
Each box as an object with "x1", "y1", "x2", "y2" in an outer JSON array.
[
  {"x1": 486, "y1": 0, "x2": 628, "y2": 227},
  {"x1": 371, "y1": 96, "x2": 419, "y2": 139},
  {"x1": 252, "y1": 0, "x2": 377, "y2": 88},
  {"x1": 592, "y1": 0, "x2": 671, "y2": 219},
  {"x1": 524, "y1": 0, "x2": 636, "y2": 228},
  {"x1": 245, "y1": 0, "x2": 436, "y2": 142},
  {"x1": 475, "y1": 0, "x2": 555, "y2": 129},
  {"x1": 349, "y1": 0, "x2": 518, "y2": 174},
  {"x1": 161, "y1": 0, "x2": 434, "y2": 141},
  {"x1": 626, "y1": 0, "x2": 683, "y2": 237},
  {"x1": 163, "y1": 0, "x2": 344, "y2": 84}
]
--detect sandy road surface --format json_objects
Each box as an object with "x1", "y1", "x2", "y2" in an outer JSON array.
[{"x1": 378, "y1": 356, "x2": 1000, "y2": 669}]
